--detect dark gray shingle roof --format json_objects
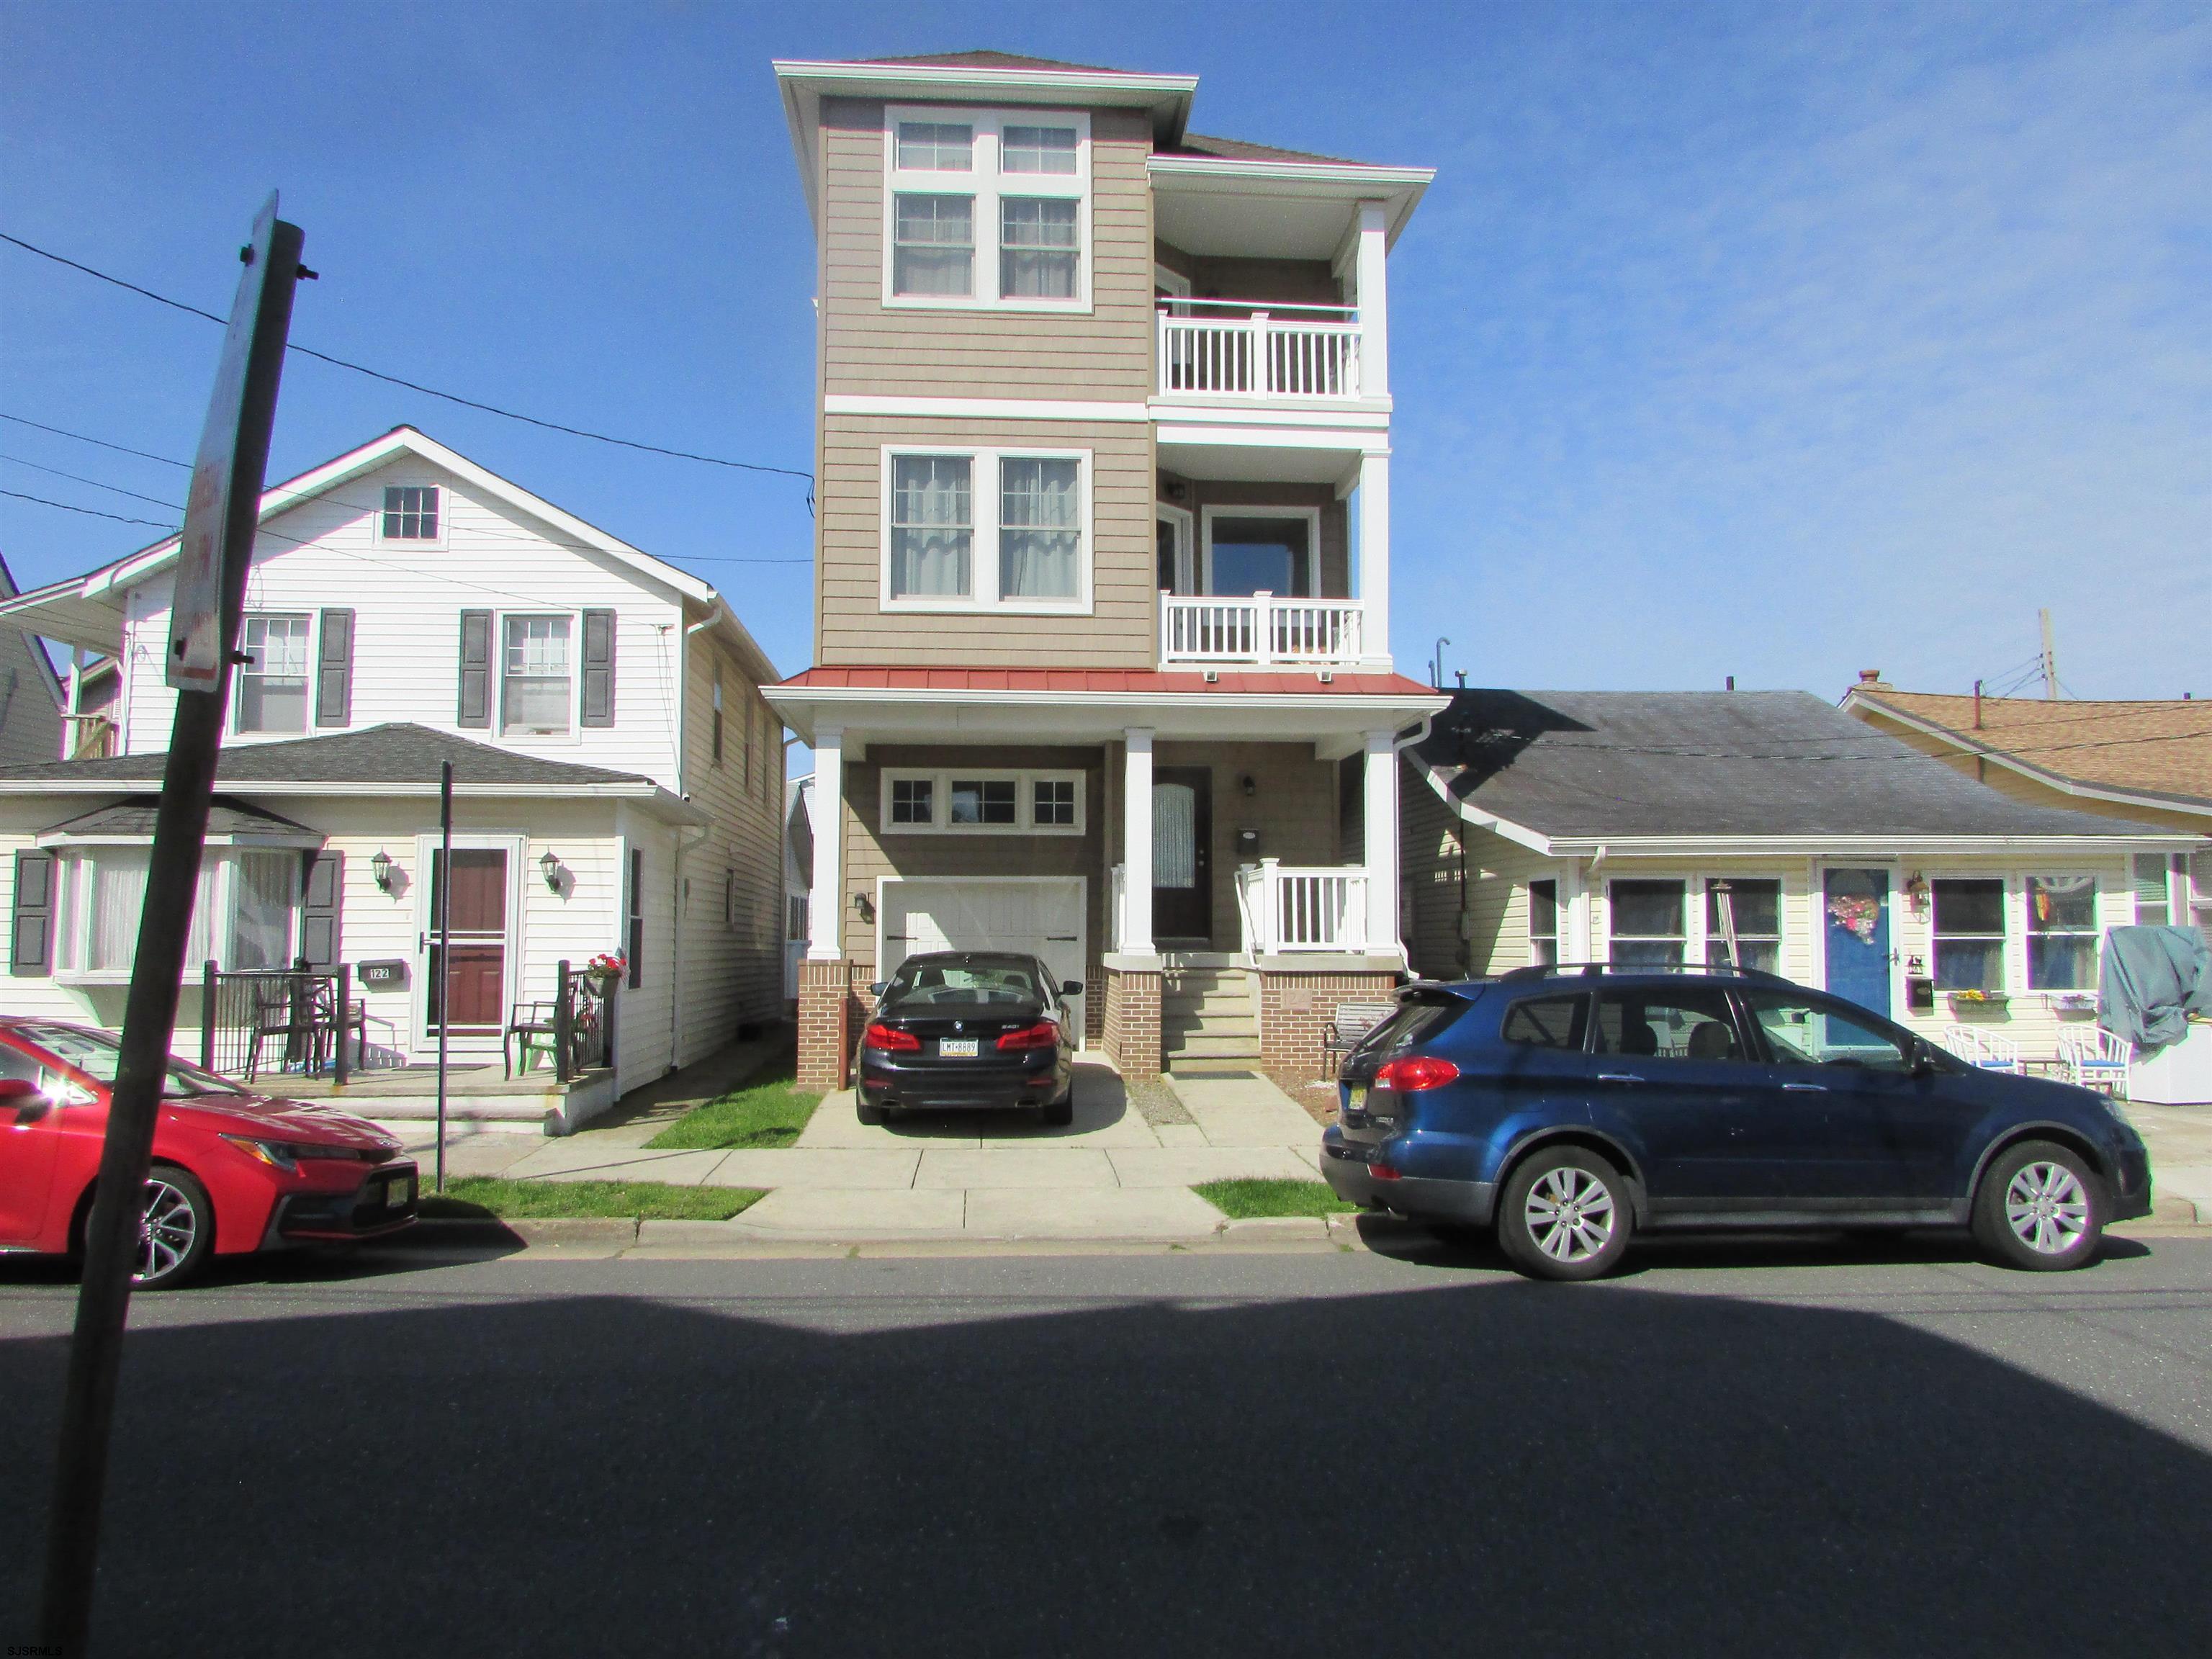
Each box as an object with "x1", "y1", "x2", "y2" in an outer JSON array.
[
  {"x1": 0, "y1": 723, "x2": 653, "y2": 790},
  {"x1": 40, "y1": 796, "x2": 317, "y2": 838},
  {"x1": 1414, "y1": 690, "x2": 2175, "y2": 840}
]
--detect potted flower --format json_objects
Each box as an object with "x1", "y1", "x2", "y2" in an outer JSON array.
[{"x1": 586, "y1": 950, "x2": 627, "y2": 985}]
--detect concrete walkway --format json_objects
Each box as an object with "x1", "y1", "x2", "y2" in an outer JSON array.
[{"x1": 403, "y1": 1059, "x2": 1334, "y2": 1242}]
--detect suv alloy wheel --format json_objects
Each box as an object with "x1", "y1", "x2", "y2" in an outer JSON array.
[{"x1": 1497, "y1": 1146, "x2": 1634, "y2": 1282}]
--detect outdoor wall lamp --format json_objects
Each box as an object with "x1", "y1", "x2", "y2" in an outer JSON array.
[
  {"x1": 853, "y1": 892, "x2": 875, "y2": 924},
  {"x1": 1241, "y1": 774, "x2": 1256, "y2": 798},
  {"x1": 539, "y1": 850, "x2": 564, "y2": 892},
  {"x1": 370, "y1": 850, "x2": 395, "y2": 894}
]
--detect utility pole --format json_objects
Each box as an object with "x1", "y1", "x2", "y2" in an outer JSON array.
[
  {"x1": 2039, "y1": 608, "x2": 2059, "y2": 701},
  {"x1": 40, "y1": 195, "x2": 306, "y2": 1654}
]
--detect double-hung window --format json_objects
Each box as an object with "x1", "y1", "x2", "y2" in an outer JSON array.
[
  {"x1": 1704, "y1": 878, "x2": 1782, "y2": 974},
  {"x1": 1608, "y1": 880, "x2": 1685, "y2": 968},
  {"x1": 885, "y1": 107, "x2": 1089, "y2": 310},
  {"x1": 1931, "y1": 878, "x2": 2006, "y2": 992},
  {"x1": 235, "y1": 614, "x2": 311, "y2": 734},
  {"x1": 502, "y1": 616, "x2": 572, "y2": 734},
  {"x1": 1528, "y1": 879, "x2": 1560, "y2": 966},
  {"x1": 52, "y1": 848, "x2": 299, "y2": 979},
  {"x1": 2025, "y1": 874, "x2": 2099, "y2": 990},
  {"x1": 884, "y1": 448, "x2": 1088, "y2": 611}
]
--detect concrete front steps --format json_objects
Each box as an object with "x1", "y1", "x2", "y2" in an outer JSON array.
[{"x1": 1163, "y1": 965, "x2": 1260, "y2": 1069}]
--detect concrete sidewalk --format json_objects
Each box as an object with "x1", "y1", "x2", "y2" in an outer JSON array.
[{"x1": 399, "y1": 1059, "x2": 1335, "y2": 1243}]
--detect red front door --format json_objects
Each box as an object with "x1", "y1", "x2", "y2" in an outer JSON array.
[{"x1": 428, "y1": 848, "x2": 508, "y2": 1037}]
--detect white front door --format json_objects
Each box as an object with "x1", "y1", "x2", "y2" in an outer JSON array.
[{"x1": 880, "y1": 878, "x2": 1086, "y2": 1002}]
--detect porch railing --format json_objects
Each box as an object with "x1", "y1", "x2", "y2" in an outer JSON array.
[
  {"x1": 1156, "y1": 301, "x2": 1364, "y2": 400},
  {"x1": 1161, "y1": 592, "x2": 1365, "y2": 667},
  {"x1": 1236, "y1": 861, "x2": 1370, "y2": 955},
  {"x1": 552, "y1": 959, "x2": 611, "y2": 1082},
  {"x1": 200, "y1": 962, "x2": 357, "y2": 1083}
]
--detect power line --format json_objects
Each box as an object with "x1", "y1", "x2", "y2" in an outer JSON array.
[
  {"x1": 1, "y1": 229, "x2": 816, "y2": 484},
  {"x1": 0, "y1": 413, "x2": 191, "y2": 469},
  {"x1": 0, "y1": 453, "x2": 184, "y2": 511},
  {"x1": 0, "y1": 489, "x2": 175, "y2": 529}
]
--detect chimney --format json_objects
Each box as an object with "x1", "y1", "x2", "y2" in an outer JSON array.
[{"x1": 1856, "y1": 669, "x2": 1891, "y2": 691}]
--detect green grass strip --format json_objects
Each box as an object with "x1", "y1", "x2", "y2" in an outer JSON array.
[
  {"x1": 643, "y1": 1063, "x2": 822, "y2": 1150},
  {"x1": 421, "y1": 1179, "x2": 765, "y2": 1221},
  {"x1": 1193, "y1": 1178, "x2": 1357, "y2": 1219}
]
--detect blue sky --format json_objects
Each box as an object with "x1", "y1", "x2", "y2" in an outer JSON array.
[{"x1": 2, "y1": 1, "x2": 2205, "y2": 716}]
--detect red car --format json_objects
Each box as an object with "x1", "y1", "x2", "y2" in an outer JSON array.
[{"x1": 0, "y1": 1017, "x2": 417, "y2": 1290}]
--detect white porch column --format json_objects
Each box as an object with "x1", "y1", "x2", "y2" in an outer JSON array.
[
  {"x1": 806, "y1": 725, "x2": 844, "y2": 961},
  {"x1": 1357, "y1": 450, "x2": 1391, "y2": 669},
  {"x1": 1362, "y1": 729, "x2": 1403, "y2": 961},
  {"x1": 1354, "y1": 199, "x2": 1390, "y2": 397},
  {"x1": 1122, "y1": 728, "x2": 1156, "y2": 956}
]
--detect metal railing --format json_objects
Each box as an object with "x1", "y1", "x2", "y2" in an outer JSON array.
[
  {"x1": 1156, "y1": 301, "x2": 1364, "y2": 399},
  {"x1": 1235, "y1": 861, "x2": 1370, "y2": 954},
  {"x1": 552, "y1": 959, "x2": 611, "y2": 1082},
  {"x1": 1160, "y1": 592, "x2": 1366, "y2": 666},
  {"x1": 200, "y1": 961, "x2": 357, "y2": 1082}
]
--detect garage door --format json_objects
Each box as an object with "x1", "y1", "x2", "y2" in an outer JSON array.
[{"x1": 881, "y1": 880, "x2": 1086, "y2": 1003}]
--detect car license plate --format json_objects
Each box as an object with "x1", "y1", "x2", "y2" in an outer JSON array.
[
  {"x1": 1347, "y1": 1086, "x2": 1367, "y2": 1112},
  {"x1": 938, "y1": 1038, "x2": 979, "y2": 1058},
  {"x1": 386, "y1": 1176, "x2": 413, "y2": 1209}
]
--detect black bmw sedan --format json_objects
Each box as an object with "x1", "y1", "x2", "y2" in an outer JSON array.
[{"x1": 856, "y1": 952, "x2": 1082, "y2": 1125}]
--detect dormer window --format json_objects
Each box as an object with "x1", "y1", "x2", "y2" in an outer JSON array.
[
  {"x1": 884, "y1": 107, "x2": 1089, "y2": 310},
  {"x1": 382, "y1": 485, "x2": 440, "y2": 540}
]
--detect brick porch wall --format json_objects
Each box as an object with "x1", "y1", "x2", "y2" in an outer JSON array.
[
  {"x1": 1104, "y1": 966, "x2": 1162, "y2": 1079},
  {"x1": 796, "y1": 958, "x2": 857, "y2": 1092},
  {"x1": 1256, "y1": 968, "x2": 1401, "y2": 1084},
  {"x1": 1084, "y1": 968, "x2": 1106, "y2": 1048}
]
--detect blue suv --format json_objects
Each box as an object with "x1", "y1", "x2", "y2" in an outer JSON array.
[{"x1": 1320, "y1": 964, "x2": 2153, "y2": 1280}]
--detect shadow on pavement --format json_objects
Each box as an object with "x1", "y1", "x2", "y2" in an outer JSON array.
[
  {"x1": 867, "y1": 1058, "x2": 1131, "y2": 1142},
  {"x1": 4, "y1": 1269, "x2": 2208, "y2": 1656}
]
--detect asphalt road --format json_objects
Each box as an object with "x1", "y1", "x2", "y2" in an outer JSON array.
[{"x1": 5, "y1": 1228, "x2": 2211, "y2": 1658}]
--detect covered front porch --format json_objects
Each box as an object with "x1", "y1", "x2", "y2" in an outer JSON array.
[{"x1": 765, "y1": 668, "x2": 1447, "y2": 1088}]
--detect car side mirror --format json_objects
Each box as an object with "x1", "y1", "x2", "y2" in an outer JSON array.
[
  {"x1": 868, "y1": 981, "x2": 887, "y2": 996},
  {"x1": 1061, "y1": 981, "x2": 1084, "y2": 997}
]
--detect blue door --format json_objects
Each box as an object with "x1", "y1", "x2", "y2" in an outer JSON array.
[{"x1": 1822, "y1": 868, "x2": 1892, "y2": 1020}]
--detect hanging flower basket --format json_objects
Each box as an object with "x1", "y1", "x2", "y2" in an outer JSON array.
[
  {"x1": 585, "y1": 950, "x2": 627, "y2": 984},
  {"x1": 1948, "y1": 988, "x2": 2010, "y2": 1010}
]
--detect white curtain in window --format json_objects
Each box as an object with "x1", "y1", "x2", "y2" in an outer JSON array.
[
  {"x1": 890, "y1": 456, "x2": 972, "y2": 597},
  {"x1": 503, "y1": 616, "x2": 572, "y2": 731},
  {"x1": 231, "y1": 851, "x2": 297, "y2": 969},
  {"x1": 892, "y1": 194, "x2": 975, "y2": 297},
  {"x1": 1000, "y1": 198, "x2": 1078, "y2": 298},
  {"x1": 999, "y1": 458, "x2": 1079, "y2": 598},
  {"x1": 1153, "y1": 784, "x2": 1196, "y2": 889},
  {"x1": 84, "y1": 852, "x2": 217, "y2": 971}
]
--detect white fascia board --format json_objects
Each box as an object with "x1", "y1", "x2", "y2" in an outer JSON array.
[
  {"x1": 0, "y1": 778, "x2": 701, "y2": 820},
  {"x1": 1414, "y1": 763, "x2": 1555, "y2": 854},
  {"x1": 825, "y1": 394, "x2": 1151, "y2": 423},
  {"x1": 764, "y1": 683, "x2": 1448, "y2": 747},
  {"x1": 1542, "y1": 833, "x2": 2206, "y2": 858},
  {"x1": 1842, "y1": 691, "x2": 2212, "y2": 822},
  {"x1": 1149, "y1": 399, "x2": 1393, "y2": 428},
  {"x1": 1151, "y1": 421, "x2": 1390, "y2": 454},
  {"x1": 37, "y1": 828, "x2": 325, "y2": 850},
  {"x1": 89, "y1": 428, "x2": 721, "y2": 612}
]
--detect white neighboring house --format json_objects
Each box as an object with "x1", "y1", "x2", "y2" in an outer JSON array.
[
  {"x1": 783, "y1": 771, "x2": 814, "y2": 1004},
  {"x1": 0, "y1": 427, "x2": 789, "y2": 1111},
  {"x1": 0, "y1": 554, "x2": 65, "y2": 766}
]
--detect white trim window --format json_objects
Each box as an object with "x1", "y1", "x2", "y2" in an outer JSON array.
[
  {"x1": 234, "y1": 613, "x2": 312, "y2": 734},
  {"x1": 882, "y1": 448, "x2": 1091, "y2": 613},
  {"x1": 1607, "y1": 878, "x2": 1685, "y2": 968},
  {"x1": 1200, "y1": 505, "x2": 1323, "y2": 598},
  {"x1": 1704, "y1": 877, "x2": 1782, "y2": 974},
  {"x1": 501, "y1": 615, "x2": 574, "y2": 735},
  {"x1": 2192, "y1": 851, "x2": 2212, "y2": 946},
  {"x1": 1156, "y1": 502, "x2": 1194, "y2": 596},
  {"x1": 884, "y1": 107, "x2": 1090, "y2": 310},
  {"x1": 1528, "y1": 878, "x2": 1560, "y2": 966},
  {"x1": 880, "y1": 768, "x2": 1087, "y2": 837},
  {"x1": 379, "y1": 484, "x2": 441, "y2": 543},
  {"x1": 52, "y1": 847, "x2": 300, "y2": 980},
  {"x1": 1931, "y1": 877, "x2": 2007, "y2": 992},
  {"x1": 2025, "y1": 873, "x2": 2099, "y2": 991}
]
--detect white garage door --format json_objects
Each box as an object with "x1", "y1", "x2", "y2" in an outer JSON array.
[{"x1": 881, "y1": 879, "x2": 1087, "y2": 1004}]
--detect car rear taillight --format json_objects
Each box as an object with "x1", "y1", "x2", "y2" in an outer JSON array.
[
  {"x1": 863, "y1": 1022, "x2": 922, "y2": 1053},
  {"x1": 996, "y1": 1022, "x2": 1061, "y2": 1051},
  {"x1": 1367, "y1": 1162, "x2": 1403, "y2": 1181},
  {"x1": 1373, "y1": 1056, "x2": 1460, "y2": 1092}
]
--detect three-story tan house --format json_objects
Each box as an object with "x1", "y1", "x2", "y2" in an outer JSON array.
[{"x1": 765, "y1": 51, "x2": 1447, "y2": 1087}]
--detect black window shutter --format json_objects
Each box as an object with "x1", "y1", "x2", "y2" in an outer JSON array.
[
  {"x1": 626, "y1": 848, "x2": 644, "y2": 988},
  {"x1": 11, "y1": 850, "x2": 55, "y2": 977},
  {"x1": 300, "y1": 851, "x2": 343, "y2": 967},
  {"x1": 581, "y1": 609, "x2": 616, "y2": 727},
  {"x1": 316, "y1": 608, "x2": 354, "y2": 727},
  {"x1": 457, "y1": 610, "x2": 491, "y2": 727}
]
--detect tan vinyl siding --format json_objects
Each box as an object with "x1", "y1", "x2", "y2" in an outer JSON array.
[
  {"x1": 1151, "y1": 740, "x2": 1344, "y2": 950},
  {"x1": 817, "y1": 413, "x2": 1156, "y2": 668},
  {"x1": 1162, "y1": 475, "x2": 1351, "y2": 598},
  {"x1": 819, "y1": 99, "x2": 1155, "y2": 400}
]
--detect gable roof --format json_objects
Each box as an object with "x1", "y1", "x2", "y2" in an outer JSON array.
[
  {"x1": 858, "y1": 50, "x2": 1138, "y2": 74},
  {"x1": 1164, "y1": 132, "x2": 1382, "y2": 168},
  {"x1": 0, "y1": 721, "x2": 699, "y2": 819},
  {"x1": 1844, "y1": 688, "x2": 2212, "y2": 816},
  {"x1": 37, "y1": 795, "x2": 322, "y2": 846},
  {"x1": 1413, "y1": 689, "x2": 2193, "y2": 850},
  {"x1": 0, "y1": 427, "x2": 779, "y2": 685},
  {"x1": 0, "y1": 552, "x2": 65, "y2": 765}
]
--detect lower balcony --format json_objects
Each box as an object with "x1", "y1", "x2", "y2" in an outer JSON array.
[{"x1": 1159, "y1": 593, "x2": 1367, "y2": 669}]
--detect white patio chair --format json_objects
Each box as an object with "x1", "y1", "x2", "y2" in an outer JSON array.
[
  {"x1": 1938, "y1": 1026, "x2": 1984, "y2": 1065},
  {"x1": 1971, "y1": 1031, "x2": 2026, "y2": 1076},
  {"x1": 2059, "y1": 1028, "x2": 2131, "y2": 1097}
]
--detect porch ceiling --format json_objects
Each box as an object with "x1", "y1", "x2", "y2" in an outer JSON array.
[{"x1": 1151, "y1": 439, "x2": 1363, "y2": 485}]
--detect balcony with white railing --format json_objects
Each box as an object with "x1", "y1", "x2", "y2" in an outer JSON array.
[
  {"x1": 1156, "y1": 301, "x2": 1364, "y2": 402},
  {"x1": 1235, "y1": 861, "x2": 1370, "y2": 956},
  {"x1": 1160, "y1": 591, "x2": 1367, "y2": 669}
]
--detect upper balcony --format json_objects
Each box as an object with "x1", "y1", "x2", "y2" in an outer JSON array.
[{"x1": 1156, "y1": 300, "x2": 1365, "y2": 401}]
